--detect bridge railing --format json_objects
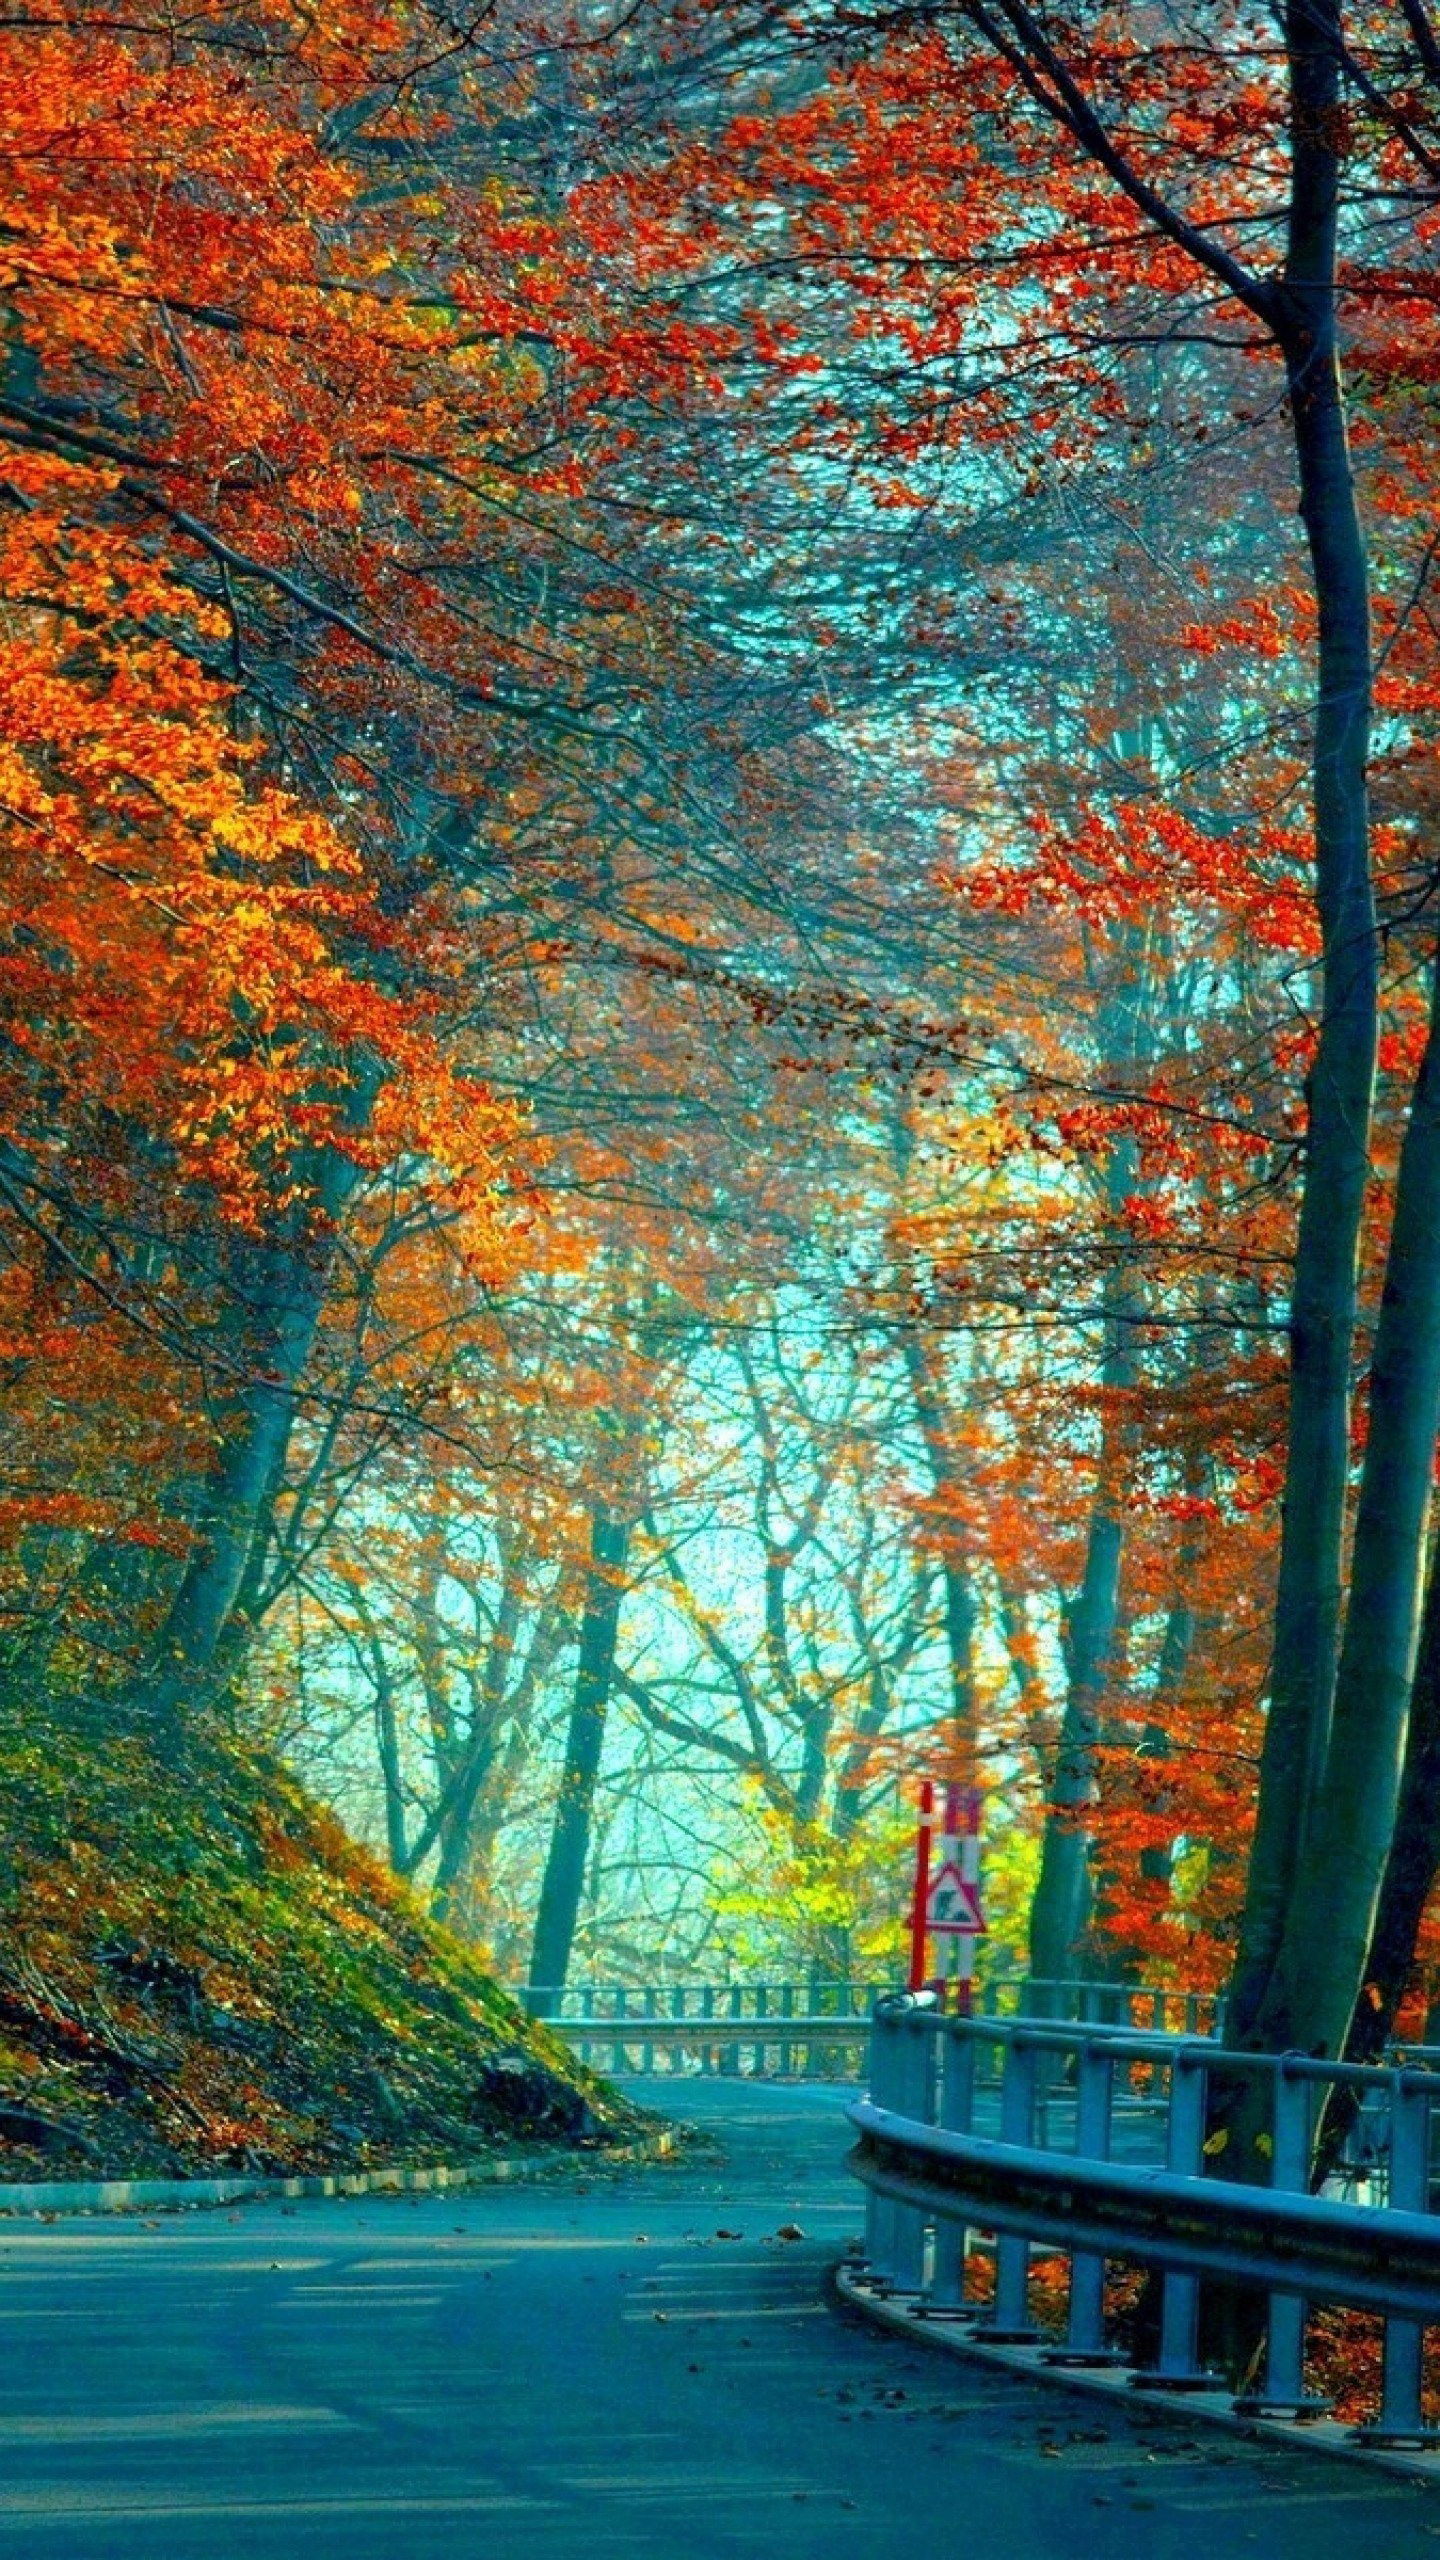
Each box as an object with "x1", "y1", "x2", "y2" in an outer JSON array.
[
  {"x1": 848, "y1": 1996, "x2": 1440, "y2": 2449},
  {"x1": 513, "y1": 1981, "x2": 879, "y2": 2077},
  {"x1": 517, "y1": 1979, "x2": 887, "y2": 2024},
  {"x1": 511, "y1": 1975, "x2": 1226, "y2": 2077}
]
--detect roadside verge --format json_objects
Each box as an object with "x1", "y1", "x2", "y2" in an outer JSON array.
[{"x1": 0, "y1": 2124, "x2": 678, "y2": 2216}]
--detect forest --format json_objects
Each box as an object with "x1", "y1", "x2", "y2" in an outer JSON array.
[{"x1": 4, "y1": 0, "x2": 1440, "y2": 2180}]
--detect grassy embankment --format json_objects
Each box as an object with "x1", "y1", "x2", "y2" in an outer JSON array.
[{"x1": 0, "y1": 1713, "x2": 642, "y2": 2180}]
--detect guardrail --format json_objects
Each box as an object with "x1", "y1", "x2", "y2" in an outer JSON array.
[
  {"x1": 847, "y1": 1996, "x2": 1440, "y2": 2451},
  {"x1": 519, "y1": 1980, "x2": 888, "y2": 2023},
  {"x1": 515, "y1": 1980, "x2": 884, "y2": 2076},
  {"x1": 537, "y1": 2011, "x2": 874, "y2": 2078},
  {"x1": 513, "y1": 1975, "x2": 1226, "y2": 2077}
]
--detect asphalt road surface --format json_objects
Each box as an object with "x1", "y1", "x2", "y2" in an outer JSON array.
[{"x1": 1, "y1": 2077, "x2": 1437, "y2": 2558}]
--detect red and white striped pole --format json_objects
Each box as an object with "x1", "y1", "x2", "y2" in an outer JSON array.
[
  {"x1": 907, "y1": 1778, "x2": 935, "y2": 1993},
  {"x1": 952, "y1": 1782, "x2": 982, "y2": 2017}
]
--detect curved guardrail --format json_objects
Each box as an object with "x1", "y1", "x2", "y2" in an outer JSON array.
[{"x1": 846, "y1": 1995, "x2": 1440, "y2": 2452}]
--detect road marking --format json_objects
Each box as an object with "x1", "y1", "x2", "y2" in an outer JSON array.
[
  {"x1": 623, "y1": 2302, "x2": 832, "y2": 2323},
  {"x1": 288, "y1": 2285, "x2": 446, "y2": 2302},
  {"x1": 0, "y1": 2406, "x2": 355, "y2": 2441},
  {"x1": 0, "y1": 2492, "x2": 561, "y2": 2522}
]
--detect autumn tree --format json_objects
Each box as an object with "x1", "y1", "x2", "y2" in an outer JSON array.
[{"x1": 586, "y1": 0, "x2": 1440, "y2": 2061}]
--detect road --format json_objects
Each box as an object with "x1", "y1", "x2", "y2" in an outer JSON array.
[{"x1": 0, "y1": 2077, "x2": 1435, "y2": 2557}]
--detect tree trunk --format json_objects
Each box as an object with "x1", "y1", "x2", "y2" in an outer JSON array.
[
  {"x1": 456, "y1": 1603, "x2": 564, "y2": 1936},
  {"x1": 525, "y1": 1509, "x2": 629, "y2": 2016},
  {"x1": 130, "y1": 1072, "x2": 378, "y2": 1754},
  {"x1": 431, "y1": 1737, "x2": 504, "y2": 1924},
  {"x1": 1028, "y1": 1128, "x2": 1138, "y2": 1988},
  {"x1": 375, "y1": 1672, "x2": 410, "y2": 1875},
  {"x1": 1225, "y1": 0, "x2": 1378, "y2": 2044},
  {"x1": 900, "y1": 1329, "x2": 979, "y2": 1746},
  {"x1": 135, "y1": 1230, "x2": 331, "y2": 1748},
  {"x1": 1136, "y1": 1600, "x2": 1195, "y2": 1896},
  {"x1": 1209, "y1": 953, "x2": 1439, "y2": 2245},
  {"x1": 1028, "y1": 1506, "x2": 1124, "y2": 1984},
  {"x1": 1345, "y1": 1534, "x2": 1440, "y2": 2064},
  {"x1": 430, "y1": 1586, "x2": 522, "y2": 1924},
  {"x1": 1253, "y1": 954, "x2": 1440, "y2": 2057}
]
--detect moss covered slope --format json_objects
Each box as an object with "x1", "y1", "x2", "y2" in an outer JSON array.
[{"x1": 0, "y1": 1715, "x2": 638, "y2": 2179}]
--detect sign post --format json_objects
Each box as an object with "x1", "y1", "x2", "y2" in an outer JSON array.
[
  {"x1": 918, "y1": 1780, "x2": 986, "y2": 2011},
  {"x1": 907, "y1": 1778, "x2": 935, "y2": 1992}
]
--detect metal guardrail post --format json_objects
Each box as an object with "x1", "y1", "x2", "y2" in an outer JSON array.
[
  {"x1": 1145, "y1": 2048, "x2": 1214, "y2": 2389},
  {"x1": 1356, "y1": 2076, "x2": 1439, "y2": 2449},
  {"x1": 1235, "y1": 2059, "x2": 1329, "y2": 2420},
  {"x1": 976, "y1": 2037, "x2": 1041, "y2": 2343},
  {"x1": 889, "y1": 2012, "x2": 936, "y2": 2294},
  {"x1": 1045, "y1": 2040, "x2": 1121, "y2": 2366},
  {"x1": 864, "y1": 2003, "x2": 902, "y2": 2284},
  {"x1": 642, "y1": 1989, "x2": 657, "y2": 2076},
  {"x1": 928, "y1": 2024, "x2": 979, "y2": 2314}
]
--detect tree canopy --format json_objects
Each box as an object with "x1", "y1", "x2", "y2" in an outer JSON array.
[{"x1": 6, "y1": 0, "x2": 1440, "y2": 2114}]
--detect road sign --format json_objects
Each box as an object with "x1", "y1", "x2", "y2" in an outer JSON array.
[
  {"x1": 909, "y1": 1779, "x2": 987, "y2": 2003},
  {"x1": 926, "y1": 1856, "x2": 987, "y2": 1936}
]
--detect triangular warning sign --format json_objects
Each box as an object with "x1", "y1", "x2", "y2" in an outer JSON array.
[{"x1": 925, "y1": 1857, "x2": 987, "y2": 1936}]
